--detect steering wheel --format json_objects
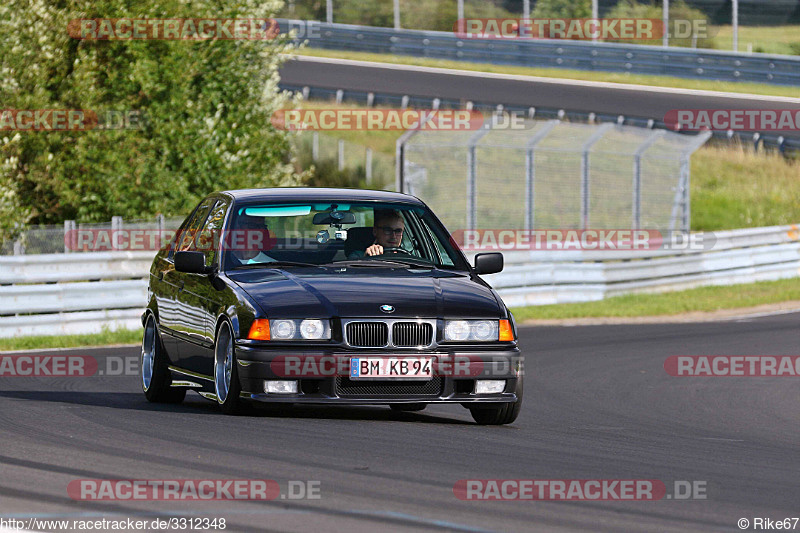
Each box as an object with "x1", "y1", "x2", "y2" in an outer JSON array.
[{"x1": 378, "y1": 247, "x2": 412, "y2": 255}]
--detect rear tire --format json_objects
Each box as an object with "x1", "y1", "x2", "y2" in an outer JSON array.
[
  {"x1": 390, "y1": 403, "x2": 427, "y2": 412},
  {"x1": 141, "y1": 314, "x2": 186, "y2": 404},
  {"x1": 215, "y1": 321, "x2": 246, "y2": 415},
  {"x1": 469, "y1": 374, "x2": 523, "y2": 425}
]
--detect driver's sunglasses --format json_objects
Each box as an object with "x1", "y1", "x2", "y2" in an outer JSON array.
[{"x1": 379, "y1": 226, "x2": 404, "y2": 236}]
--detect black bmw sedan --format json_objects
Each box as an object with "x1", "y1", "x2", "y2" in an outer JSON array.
[{"x1": 141, "y1": 188, "x2": 523, "y2": 424}]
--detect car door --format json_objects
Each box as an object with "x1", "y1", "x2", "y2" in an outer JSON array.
[
  {"x1": 156, "y1": 200, "x2": 212, "y2": 362},
  {"x1": 175, "y1": 198, "x2": 230, "y2": 376},
  {"x1": 166, "y1": 199, "x2": 214, "y2": 361}
]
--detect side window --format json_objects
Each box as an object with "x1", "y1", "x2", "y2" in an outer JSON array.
[
  {"x1": 199, "y1": 200, "x2": 229, "y2": 267},
  {"x1": 173, "y1": 200, "x2": 213, "y2": 256}
]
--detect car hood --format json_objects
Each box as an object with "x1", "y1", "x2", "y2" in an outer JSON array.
[{"x1": 227, "y1": 268, "x2": 503, "y2": 318}]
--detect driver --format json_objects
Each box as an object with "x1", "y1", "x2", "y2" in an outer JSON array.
[{"x1": 365, "y1": 209, "x2": 405, "y2": 256}]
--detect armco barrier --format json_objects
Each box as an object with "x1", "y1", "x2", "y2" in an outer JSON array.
[
  {"x1": 0, "y1": 226, "x2": 798, "y2": 337},
  {"x1": 0, "y1": 251, "x2": 154, "y2": 338},
  {"x1": 281, "y1": 19, "x2": 800, "y2": 86}
]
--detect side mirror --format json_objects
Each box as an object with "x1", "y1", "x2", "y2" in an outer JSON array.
[
  {"x1": 474, "y1": 252, "x2": 503, "y2": 275},
  {"x1": 174, "y1": 251, "x2": 212, "y2": 274}
]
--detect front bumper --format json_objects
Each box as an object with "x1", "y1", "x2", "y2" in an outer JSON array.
[{"x1": 235, "y1": 344, "x2": 522, "y2": 405}]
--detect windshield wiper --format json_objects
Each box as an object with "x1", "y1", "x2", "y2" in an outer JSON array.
[{"x1": 233, "y1": 261, "x2": 321, "y2": 269}]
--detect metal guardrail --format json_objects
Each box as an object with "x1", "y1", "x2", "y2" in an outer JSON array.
[
  {"x1": 0, "y1": 251, "x2": 153, "y2": 338},
  {"x1": 1, "y1": 226, "x2": 798, "y2": 337},
  {"x1": 469, "y1": 224, "x2": 800, "y2": 306},
  {"x1": 281, "y1": 19, "x2": 800, "y2": 86}
]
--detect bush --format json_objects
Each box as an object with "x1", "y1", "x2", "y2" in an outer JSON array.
[
  {"x1": 606, "y1": 0, "x2": 716, "y2": 48},
  {"x1": 532, "y1": 0, "x2": 592, "y2": 19},
  {"x1": 0, "y1": 0, "x2": 300, "y2": 239},
  {"x1": 279, "y1": 0, "x2": 515, "y2": 32}
]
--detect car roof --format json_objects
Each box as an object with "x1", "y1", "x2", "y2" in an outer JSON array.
[{"x1": 220, "y1": 188, "x2": 424, "y2": 206}]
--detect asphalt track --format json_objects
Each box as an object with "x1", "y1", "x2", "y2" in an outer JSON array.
[
  {"x1": 1, "y1": 314, "x2": 798, "y2": 532},
  {"x1": 279, "y1": 56, "x2": 800, "y2": 120}
]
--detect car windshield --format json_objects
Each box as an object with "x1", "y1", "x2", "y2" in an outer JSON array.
[{"x1": 222, "y1": 202, "x2": 465, "y2": 271}]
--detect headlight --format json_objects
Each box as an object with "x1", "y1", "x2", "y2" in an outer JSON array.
[
  {"x1": 269, "y1": 319, "x2": 331, "y2": 340},
  {"x1": 299, "y1": 319, "x2": 325, "y2": 340},
  {"x1": 444, "y1": 320, "x2": 513, "y2": 341},
  {"x1": 272, "y1": 320, "x2": 296, "y2": 339}
]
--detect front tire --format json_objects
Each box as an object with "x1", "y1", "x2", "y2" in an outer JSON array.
[
  {"x1": 141, "y1": 314, "x2": 186, "y2": 404},
  {"x1": 469, "y1": 374, "x2": 523, "y2": 425},
  {"x1": 214, "y1": 321, "x2": 246, "y2": 415}
]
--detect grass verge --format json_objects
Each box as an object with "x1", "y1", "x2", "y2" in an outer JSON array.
[
  {"x1": 510, "y1": 279, "x2": 800, "y2": 321},
  {"x1": 714, "y1": 25, "x2": 800, "y2": 56},
  {"x1": 293, "y1": 49, "x2": 800, "y2": 99},
  {"x1": 0, "y1": 329, "x2": 141, "y2": 352}
]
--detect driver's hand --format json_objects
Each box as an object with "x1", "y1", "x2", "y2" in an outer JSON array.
[{"x1": 365, "y1": 244, "x2": 384, "y2": 256}]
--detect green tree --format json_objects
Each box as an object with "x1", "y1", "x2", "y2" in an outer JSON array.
[{"x1": 0, "y1": 0, "x2": 300, "y2": 238}]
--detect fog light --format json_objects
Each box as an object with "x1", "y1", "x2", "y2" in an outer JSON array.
[
  {"x1": 264, "y1": 380, "x2": 298, "y2": 394},
  {"x1": 475, "y1": 380, "x2": 505, "y2": 394}
]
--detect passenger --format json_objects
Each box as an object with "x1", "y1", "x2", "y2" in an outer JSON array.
[{"x1": 231, "y1": 216, "x2": 273, "y2": 264}]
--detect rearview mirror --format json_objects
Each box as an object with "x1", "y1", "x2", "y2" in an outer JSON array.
[
  {"x1": 474, "y1": 253, "x2": 503, "y2": 275},
  {"x1": 174, "y1": 251, "x2": 212, "y2": 274},
  {"x1": 312, "y1": 211, "x2": 356, "y2": 225}
]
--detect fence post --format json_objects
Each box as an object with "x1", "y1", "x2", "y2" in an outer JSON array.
[
  {"x1": 632, "y1": 130, "x2": 665, "y2": 229},
  {"x1": 338, "y1": 140, "x2": 345, "y2": 171},
  {"x1": 681, "y1": 157, "x2": 690, "y2": 232},
  {"x1": 524, "y1": 120, "x2": 559, "y2": 231},
  {"x1": 111, "y1": 216, "x2": 122, "y2": 251},
  {"x1": 580, "y1": 123, "x2": 613, "y2": 230},
  {"x1": 312, "y1": 131, "x2": 319, "y2": 161},
  {"x1": 466, "y1": 117, "x2": 494, "y2": 231},
  {"x1": 365, "y1": 148, "x2": 373, "y2": 183},
  {"x1": 395, "y1": 113, "x2": 434, "y2": 193},
  {"x1": 64, "y1": 220, "x2": 76, "y2": 253}
]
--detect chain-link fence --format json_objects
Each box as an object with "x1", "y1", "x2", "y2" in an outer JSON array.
[
  {"x1": 398, "y1": 117, "x2": 711, "y2": 233},
  {"x1": 1, "y1": 215, "x2": 185, "y2": 255},
  {"x1": 292, "y1": 131, "x2": 395, "y2": 188}
]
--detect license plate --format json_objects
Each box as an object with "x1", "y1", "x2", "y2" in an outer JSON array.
[{"x1": 349, "y1": 357, "x2": 433, "y2": 380}]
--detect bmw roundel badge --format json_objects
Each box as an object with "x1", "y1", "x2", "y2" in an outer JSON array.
[{"x1": 380, "y1": 304, "x2": 395, "y2": 313}]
